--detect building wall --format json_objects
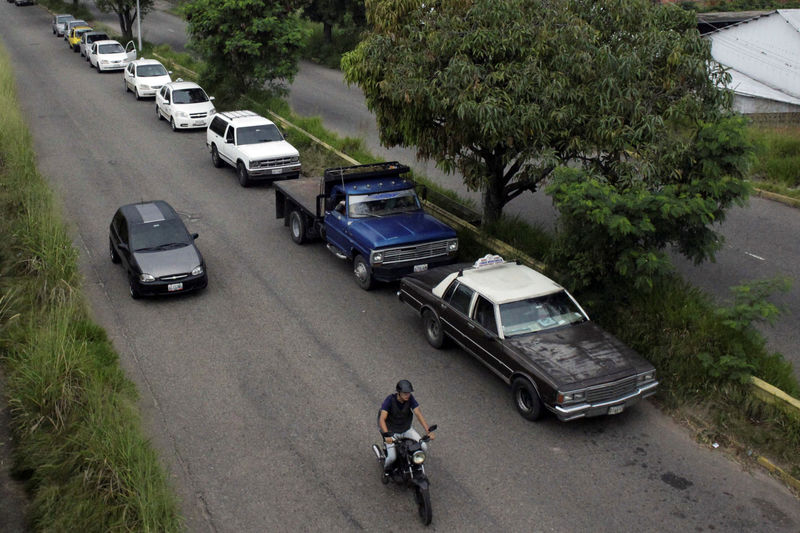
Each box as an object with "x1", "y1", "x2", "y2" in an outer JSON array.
[{"x1": 734, "y1": 94, "x2": 800, "y2": 114}]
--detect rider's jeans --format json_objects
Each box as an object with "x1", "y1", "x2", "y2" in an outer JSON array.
[{"x1": 384, "y1": 428, "x2": 428, "y2": 470}]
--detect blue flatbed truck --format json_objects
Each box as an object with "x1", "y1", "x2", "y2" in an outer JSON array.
[{"x1": 274, "y1": 162, "x2": 459, "y2": 290}]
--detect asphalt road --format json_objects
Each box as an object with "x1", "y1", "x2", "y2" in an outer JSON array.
[{"x1": 3, "y1": 4, "x2": 800, "y2": 532}]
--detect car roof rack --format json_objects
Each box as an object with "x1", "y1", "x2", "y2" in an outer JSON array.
[{"x1": 219, "y1": 110, "x2": 259, "y2": 120}]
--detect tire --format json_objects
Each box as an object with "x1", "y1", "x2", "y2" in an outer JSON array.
[
  {"x1": 170, "y1": 117, "x2": 177, "y2": 132},
  {"x1": 210, "y1": 145, "x2": 223, "y2": 168},
  {"x1": 511, "y1": 378, "x2": 543, "y2": 421},
  {"x1": 125, "y1": 79, "x2": 130, "y2": 93},
  {"x1": 236, "y1": 162, "x2": 251, "y2": 187},
  {"x1": 422, "y1": 310, "x2": 446, "y2": 349},
  {"x1": 414, "y1": 486, "x2": 432, "y2": 526},
  {"x1": 353, "y1": 255, "x2": 373, "y2": 291},
  {"x1": 135, "y1": 87, "x2": 141, "y2": 101},
  {"x1": 96, "y1": 64, "x2": 102, "y2": 74},
  {"x1": 73, "y1": 45, "x2": 79, "y2": 53},
  {"x1": 156, "y1": 105, "x2": 162, "y2": 120},
  {"x1": 109, "y1": 239, "x2": 121, "y2": 264},
  {"x1": 289, "y1": 210, "x2": 306, "y2": 244},
  {"x1": 128, "y1": 277, "x2": 141, "y2": 300}
]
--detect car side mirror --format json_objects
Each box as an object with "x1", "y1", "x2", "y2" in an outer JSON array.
[
  {"x1": 191, "y1": 233, "x2": 199, "y2": 240},
  {"x1": 168, "y1": 71, "x2": 173, "y2": 75},
  {"x1": 209, "y1": 96, "x2": 215, "y2": 101}
]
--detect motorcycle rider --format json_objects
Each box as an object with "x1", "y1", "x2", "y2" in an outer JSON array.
[{"x1": 378, "y1": 379, "x2": 435, "y2": 476}]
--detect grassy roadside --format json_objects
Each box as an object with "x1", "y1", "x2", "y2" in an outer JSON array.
[{"x1": 0, "y1": 43, "x2": 183, "y2": 531}]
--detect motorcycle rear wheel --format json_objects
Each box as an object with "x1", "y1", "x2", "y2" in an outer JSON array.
[{"x1": 414, "y1": 486, "x2": 432, "y2": 526}]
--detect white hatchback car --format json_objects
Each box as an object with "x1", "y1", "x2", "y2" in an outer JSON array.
[
  {"x1": 124, "y1": 59, "x2": 172, "y2": 100},
  {"x1": 156, "y1": 80, "x2": 216, "y2": 131},
  {"x1": 90, "y1": 40, "x2": 136, "y2": 72}
]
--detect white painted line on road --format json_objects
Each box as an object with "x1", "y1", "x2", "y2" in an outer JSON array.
[{"x1": 744, "y1": 251, "x2": 766, "y2": 261}]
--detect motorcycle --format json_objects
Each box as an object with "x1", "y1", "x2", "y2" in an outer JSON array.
[{"x1": 372, "y1": 424, "x2": 438, "y2": 526}]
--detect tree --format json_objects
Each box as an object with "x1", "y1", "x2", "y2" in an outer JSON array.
[
  {"x1": 343, "y1": 0, "x2": 751, "y2": 289},
  {"x1": 96, "y1": 0, "x2": 154, "y2": 44},
  {"x1": 303, "y1": 0, "x2": 366, "y2": 44},
  {"x1": 184, "y1": 0, "x2": 308, "y2": 98}
]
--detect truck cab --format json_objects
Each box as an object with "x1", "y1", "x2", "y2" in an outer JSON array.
[{"x1": 275, "y1": 162, "x2": 458, "y2": 290}]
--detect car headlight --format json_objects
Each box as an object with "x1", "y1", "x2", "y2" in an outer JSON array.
[
  {"x1": 557, "y1": 391, "x2": 585, "y2": 403},
  {"x1": 176, "y1": 111, "x2": 188, "y2": 118},
  {"x1": 100, "y1": 60, "x2": 109, "y2": 64},
  {"x1": 412, "y1": 450, "x2": 426, "y2": 465},
  {"x1": 140, "y1": 84, "x2": 151, "y2": 90},
  {"x1": 448, "y1": 239, "x2": 458, "y2": 252},
  {"x1": 290, "y1": 156, "x2": 300, "y2": 163},
  {"x1": 209, "y1": 108, "x2": 216, "y2": 115},
  {"x1": 191, "y1": 265, "x2": 204, "y2": 276},
  {"x1": 139, "y1": 273, "x2": 155, "y2": 282},
  {"x1": 370, "y1": 251, "x2": 383, "y2": 265},
  {"x1": 638, "y1": 372, "x2": 656, "y2": 383}
]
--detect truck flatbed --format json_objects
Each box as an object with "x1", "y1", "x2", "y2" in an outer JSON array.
[{"x1": 274, "y1": 177, "x2": 323, "y2": 219}]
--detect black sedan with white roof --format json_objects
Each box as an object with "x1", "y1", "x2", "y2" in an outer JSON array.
[{"x1": 398, "y1": 255, "x2": 658, "y2": 421}]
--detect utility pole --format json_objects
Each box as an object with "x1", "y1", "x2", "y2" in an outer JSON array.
[{"x1": 137, "y1": 0, "x2": 142, "y2": 51}]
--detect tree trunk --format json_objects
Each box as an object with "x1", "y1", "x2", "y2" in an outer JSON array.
[
  {"x1": 482, "y1": 171, "x2": 506, "y2": 225},
  {"x1": 323, "y1": 22, "x2": 333, "y2": 44}
]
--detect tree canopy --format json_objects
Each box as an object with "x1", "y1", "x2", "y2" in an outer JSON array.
[
  {"x1": 96, "y1": 0, "x2": 154, "y2": 43},
  {"x1": 343, "y1": 0, "x2": 752, "y2": 290},
  {"x1": 184, "y1": 0, "x2": 308, "y2": 97}
]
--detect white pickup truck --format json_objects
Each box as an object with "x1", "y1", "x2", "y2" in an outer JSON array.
[{"x1": 206, "y1": 110, "x2": 301, "y2": 187}]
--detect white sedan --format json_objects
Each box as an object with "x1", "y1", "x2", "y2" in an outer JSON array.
[
  {"x1": 89, "y1": 40, "x2": 136, "y2": 72},
  {"x1": 156, "y1": 80, "x2": 216, "y2": 131},
  {"x1": 124, "y1": 59, "x2": 172, "y2": 100}
]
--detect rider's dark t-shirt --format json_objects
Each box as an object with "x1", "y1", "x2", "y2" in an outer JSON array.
[{"x1": 381, "y1": 393, "x2": 419, "y2": 433}]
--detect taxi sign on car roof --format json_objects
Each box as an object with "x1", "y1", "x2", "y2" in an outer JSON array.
[{"x1": 473, "y1": 254, "x2": 504, "y2": 268}]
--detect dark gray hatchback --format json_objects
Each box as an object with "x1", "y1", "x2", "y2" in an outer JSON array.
[{"x1": 109, "y1": 201, "x2": 207, "y2": 299}]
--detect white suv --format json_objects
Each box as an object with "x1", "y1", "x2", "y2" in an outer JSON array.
[{"x1": 206, "y1": 110, "x2": 301, "y2": 187}]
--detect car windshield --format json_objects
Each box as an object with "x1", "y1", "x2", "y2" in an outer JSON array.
[
  {"x1": 348, "y1": 190, "x2": 421, "y2": 218},
  {"x1": 172, "y1": 88, "x2": 209, "y2": 104},
  {"x1": 57, "y1": 16, "x2": 73, "y2": 23},
  {"x1": 236, "y1": 124, "x2": 283, "y2": 145},
  {"x1": 99, "y1": 43, "x2": 125, "y2": 54},
  {"x1": 137, "y1": 64, "x2": 168, "y2": 77},
  {"x1": 88, "y1": 34, "x2": 108, "y2": 43},
  {"x1": 70, "y1": 21, "x2": 87, "y2": 28},
  {"x1": 499, "y1": 290, "x2": 587, "y2": 337},
  {"x1": 76, "y1": 29, "x2": 91, "y2": 36},
  {"x1": 130, "y1": 219, "x2": 192, "y2": 252}
]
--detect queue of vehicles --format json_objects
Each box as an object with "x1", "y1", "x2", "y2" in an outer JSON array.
[{"x1": 43, "y1": 10, "x2": 657, "y2": 428}]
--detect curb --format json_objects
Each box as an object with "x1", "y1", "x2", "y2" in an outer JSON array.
[
  {"x1": 757, "y1": 456, "x2": 800, "y2": 493},
  {"x1": 753, "y1": 188, "x2": 800, "y2": 209}
]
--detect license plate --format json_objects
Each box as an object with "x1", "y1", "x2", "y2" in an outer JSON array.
[
  {"x1": 608, "y1": 405, "x2": 624, "y2": 415},
  {"x1": 167, "y1": 282, "x2": 183, "y2": 292},
  {"x1": 413, "y1": 264, "x2": 428, "y2": 273},
  {"x1": 193, "y1": 121, "x2": 205, "y2": 126},
  {"x1": 271, "y1": 168, "x2": 283, "y2": 174}
]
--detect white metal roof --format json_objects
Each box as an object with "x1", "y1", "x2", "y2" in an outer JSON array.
[
  {"x1": 706, "y1": 9, "x2": 800, "y2": 103},
  {"x1": 433, "y1": 262, "x2": 563, "y2": 305}
]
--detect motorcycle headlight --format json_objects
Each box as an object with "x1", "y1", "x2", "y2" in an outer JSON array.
[
  {"x1": 191, "y1": 265, "x2": 204, "y2": 276},
  {"x1": 448, "y1": 239, "x2": 459, "y2": 252},
  {"x1": 139, "y1": 273, "x2": 155, "y2": 282},
  {"x1": 412, "y1": 450, "x2": 426, "y2": 465}
]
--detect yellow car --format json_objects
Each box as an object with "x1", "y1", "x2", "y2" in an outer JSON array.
[{"x1": 68, "y1": 26, "x2": 92, "y2": 52}]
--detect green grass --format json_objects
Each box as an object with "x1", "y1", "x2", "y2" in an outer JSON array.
[
  {"x1": 298, "y1": 19, "x2": 365, "y2": 70},
  {"x1": 0, "y1": 43, "x2": 184, "y2": 531},
  {"x1": 34, "y1": 0, "x2": 94, "y2": 23},
  {"x1": 747, "y1": 124, "x2": 800, "y2": 198}
]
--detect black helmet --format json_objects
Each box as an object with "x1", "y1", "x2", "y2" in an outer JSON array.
[{"x1": 396, "y1": 379, "x2": 414, "y2": 393}]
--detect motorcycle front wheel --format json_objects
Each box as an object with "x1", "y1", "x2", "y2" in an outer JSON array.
[{"x1": 414, "y1": 486, "x2": 432, "y2": 526}]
